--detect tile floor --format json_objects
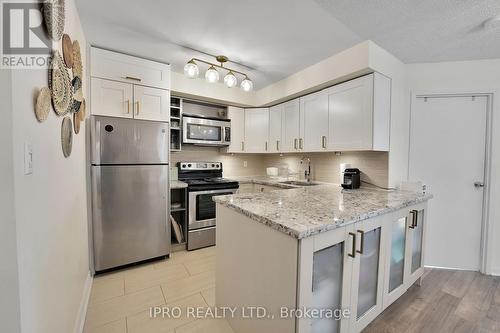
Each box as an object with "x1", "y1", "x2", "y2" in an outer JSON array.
[{"x1": 83, "y1": 246, "x2": 234, "y2": 333}]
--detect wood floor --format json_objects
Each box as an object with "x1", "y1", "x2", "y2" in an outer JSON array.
[
  {"x1": 84, "y1": 247, "x2": 500, "y2": 333},
  {"x1": 364, "y1": 269, "x2": 500, "y2": 333}
]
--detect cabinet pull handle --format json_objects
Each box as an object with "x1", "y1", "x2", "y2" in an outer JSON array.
[
  {"x1": 356, "y1": 230, "x2": 365, "y2": 254},
  {"x1": 136, "y1": 101, "x2": 140, "y2": 115},
  {"x1": 409, "y1": 210, "x2": 417, "y2": 229},
  {"x1": 241, "y1": 141, "x2": 244, "y2": 151},
  {"x1": 276, "y1": 140, "x2": 280, "y2": 151},
  {"x1": 299, "y1": 138, "x2": 303, "y2": 150},
  {"x1": 322, "y1": 136, "x2": 327, "y2": 149},
  {"x1": 411, "y1": 210, "x2": 419, "y2": 227},
  {"x1": 124, "y1": 76, "x2": 142, "y2": 82},
  {"x1": 348, "y1": 232, "x2": 356, "y2": 258},
  {"x1": 126, "y1": 100, "x2": 130, "y2": 114},
  {"x1": 265, "y1": 141, "x2": 268, "y2": 151},
  {"x1": 294, "y1": 138, "x2": 298, "y2": 150}
]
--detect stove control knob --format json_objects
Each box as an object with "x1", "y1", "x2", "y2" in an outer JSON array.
[
  {"x1": 188, "y1": 163, "x2": 192, "y2": 168},
  {"x1": 211, "y1": 164, "x2": 215, "y2": 167},
  {"x1": 181, "y1": 164, "x2": 186, "y2": 168},
  {"x1": 216, "y1": 163, "x2": 220, "y2": 168}
]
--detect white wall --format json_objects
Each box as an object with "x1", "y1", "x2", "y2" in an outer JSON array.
[
  {"x1": 0, "y1": 69, "x2": 22, "y2": 333},
  {"x1": 407, "y1": 59, "x2": 500, "y2": 275},
  {"x1": 10, "y1": 0, "x2": 91, "y2": 331}
]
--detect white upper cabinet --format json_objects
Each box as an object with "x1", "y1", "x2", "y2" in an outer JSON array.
[
  {"x1": 244, "y1": 108, "x2": 269, "y2": 153},
  {"x1": 268, "y1": 104, "x2": 283, "y2": 153},
  {"x1": 281, "y1": 99, "x2": 301, "y2": 152},
  {"x1": 91, "y1": 78, "x2": 133, "y2": 118},
  {"x1": 91, "y1": 47, "x2": 171, "y2": 89},
  {"x1": 326, "y1": 73, "x2": 391, "y2": 151},
  {"x1": 300, "y1": 90, "x2": 329, "y2": 152},
  {"x1": 227, "y1": 106, "x2": 245, "y2": 153},
  {"x1": 133, "y1": 85, "x2": 170, "y2": 121}
]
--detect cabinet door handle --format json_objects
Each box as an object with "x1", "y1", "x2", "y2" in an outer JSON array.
[
  {"x1": 135, "y1": 101, "x2": 140, "y2": 115},
  {"x1": 409, "y1": 210, "x2": 417, "y2": 229},
  {"x1": 265, "y1": 141, "x2": 268, "y2": 151},
  {"x1": 322, "y1": 136, "x2": 327, "y2": 149},
  {"x1": 294, "y1": 138, "x2": 298, "y2": 150},
  {"x1": 348, "y1": 232, "x2": 356, "y2": 258},
  {"x1": 126, "y1": 100, "x2": 131, "y2": 114},
  {"x1": 299, "y1": 138, "x2": 303, "y2": 150},
  {"x1": 356, "y1": 230, "x2": 365, "y2": 254},
  {"x1": 276, "y1": 140, "x2": 280, "y2": 151},
  {"x1": 124, "y1": 76, "x2": 142, "y2": 82},
  {"x1": 411, "y1": 210, "x2": 419, "y2": 227},
  {"x1": 241, "y1": 141, "x2": 244, "y2": 151}
]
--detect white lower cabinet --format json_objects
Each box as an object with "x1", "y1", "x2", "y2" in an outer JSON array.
[{"x1": 297, "y1": 202, "x2": 427, "y2": 333}]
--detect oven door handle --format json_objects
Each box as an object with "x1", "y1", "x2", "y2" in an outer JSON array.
[{"x1": 189, "y1": 189, "x2": 238, "y2": 195}]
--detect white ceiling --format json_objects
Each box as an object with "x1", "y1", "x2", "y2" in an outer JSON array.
[{"x1": 76, "y1": 0, "x2": 500, "y2": 90}]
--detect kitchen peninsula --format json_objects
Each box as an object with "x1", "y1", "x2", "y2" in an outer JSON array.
[{"x1": 214, "y1": 184, "x2": 432, "y2": 333}]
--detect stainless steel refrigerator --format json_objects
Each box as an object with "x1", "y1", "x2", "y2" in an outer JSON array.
[{"x1": 90, "y1": 115, "x2": 170, "y2": 272}]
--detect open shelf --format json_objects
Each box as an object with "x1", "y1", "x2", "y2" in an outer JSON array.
[{"x1": 170, "y1": 96, "x2": 182, "y2": 152}]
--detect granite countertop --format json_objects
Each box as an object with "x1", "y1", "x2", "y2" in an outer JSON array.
[
  {"x1": 214, "y1": 184, "x2": 432, "y2": 239},
  {"x1": 170, "y1": 180, "x2": 188, "y2": 189}
]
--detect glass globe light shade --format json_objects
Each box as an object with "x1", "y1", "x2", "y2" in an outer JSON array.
[
  {"x1": 205, "y1": 66, "x2": 220, "y2": 83},
  {"x1": 223, "y1": 71, "x2": 238, "y2": 88},
  {"x1": 183, "y1": 60, "x2": 199, "y2": 78},
  {"x1": 240, "y1": 77, "x2": 253, "y2": 92}
]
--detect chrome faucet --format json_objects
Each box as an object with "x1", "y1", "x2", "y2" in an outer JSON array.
[{"x1": 300, "y1": 156, "x2": 312, "y2": 182}]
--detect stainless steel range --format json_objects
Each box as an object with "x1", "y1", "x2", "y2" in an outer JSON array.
[{"x1": 178, "y1": 162, "x2": 239, "y2": 250}]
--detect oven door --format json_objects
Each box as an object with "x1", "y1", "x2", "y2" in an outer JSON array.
[
  {"x1": 188, "y1": 188, "x2": 237, "y2": 230},
  {"x1": 182, "y1": 116, "x2": 230, "y2": 146}
]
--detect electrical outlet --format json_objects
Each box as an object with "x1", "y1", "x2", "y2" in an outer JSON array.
[
  {"x1": 243, "y1": 161, "x2": 248, "y2": 168},
  {"x1": 24, "y1": 142, "x2": 33, "y2": 175}
]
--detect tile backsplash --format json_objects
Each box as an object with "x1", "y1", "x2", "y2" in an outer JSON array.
[{"x1": 171, "y1": 146, "x2": 388, "y2": 187}]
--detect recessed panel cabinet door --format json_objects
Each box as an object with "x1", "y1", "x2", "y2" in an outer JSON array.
[
  {"x1": 227, "y1": 106, "x2": 245, "y2": 153},
  {"x1": 327, "y1": 75, "x2": 373, "y2": 151},
  {"x1": 91, "y1": 78, "x2": 133, "y2": 118},
  {"x1": 281, "y1": 99, "x2": 301, "y2": 152},
  {"x1": 133, "y1": 86, "x2": 170, "y2": 122},
  {"x1": 269, "y1": 104, "x2": 283, "y2": 153},
  {"x1": 300, "y1": 91, "x2": 329, "y2": 151},
  {"x1": 350, "y1": 216, "x2": 386, "y2": 332},
  {"x1": 244, "y1": 108, "x2": 269, "y2": 153}
]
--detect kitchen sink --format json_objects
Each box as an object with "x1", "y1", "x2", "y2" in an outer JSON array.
[{"x1": 279, "y1": 180, "x2": 320, "y2": 186}]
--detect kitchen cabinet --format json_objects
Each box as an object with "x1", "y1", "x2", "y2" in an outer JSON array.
[
  {"x1": 281, "y1": 99, "x2": 301, "y2": 152},
  {"x1": 300, "y1": 91, "x2": 329, "y2": 152},
  {"x1": 91, "y1": 78, "x2": 133, "y2": 118},
  {"x1": 244, "y1": 108, "x2": 269, "y2": 153},
  {"x1": 133, "y1": 85, "x2": 170, "y2": 121},
  {"x1": 268, "y1": 104, "x2": 283, "y2": 153},
  {"x1": 326, "y1": 73, "x2": 391, "y2": 151},
  {"x1": 226, "y1": 106, "x2": 245, "y2": 153},
  {"x1": 91, "y1": 47, "x2": 171, "y2": 89}
]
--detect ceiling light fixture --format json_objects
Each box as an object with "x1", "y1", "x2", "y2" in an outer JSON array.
[{"x1": 184, "y1": 55, "x2": 253, "y2": 91}]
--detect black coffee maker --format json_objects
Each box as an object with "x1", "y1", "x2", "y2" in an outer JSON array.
[{"x1": 342, "y1": 168, "x2": 361, "y2": 189}]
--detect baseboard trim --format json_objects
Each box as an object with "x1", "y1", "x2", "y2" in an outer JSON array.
[
  {"x1": 74, "y1": 272, "x2": 93, "y2": 333},
  {"x1": 424, "y1": 265, "x2": 478, "y2": 272},
  {"x1": 490, "y1": 268, "x2": 500, "y2": 276}
]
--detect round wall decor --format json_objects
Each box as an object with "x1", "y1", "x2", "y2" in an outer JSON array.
[
  {"x1": 50, "y1": 51, "x2": 73, "y2": 115},
  {"x1": 43, "y1": 0, "x2": 65, "y2": 41},
  {"x1": 73, "y1": 112, "x2": 80, "y2": 134},
  {"x1": 62, "y1": 34, "x2": 73, "y2": 68},
  {"x1": 72, "y1": 40, "x2": 82, "y2": 79},
  {"x1": 61, "y1": 116, "x2": 73, "y2": 157},
  {"x1": 35, "y1": 87, "x2": 51, "y2": 122}
]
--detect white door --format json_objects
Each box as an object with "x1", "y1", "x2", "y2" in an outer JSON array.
[
  {"x1": 269, "y1": 104, "x2": 283, "y2": 153},
  {"x1": 244, "y1": 108, "x2": 269, "y2": 153},
  {"x1": 227, "y1": 106, "x2": 245, "y2": 153},
  {"x1": 133, "y1": 86, "x2": 170, "y2": 121},
  {"x1": 91, "y1": 78, "x2": 133, "y2": 118},
  {"x1": 327, "y1": 75, "x2": 373, "y2": 151},
  {"x1": 281, "y1": 99, "x2": 301, "y2": 152},
  {"x1": 300, "y1": 91, "x2": 329, "y2": 151},
  {"x1": 409, "y1": 95, "x2": 487, "y2": 270}
]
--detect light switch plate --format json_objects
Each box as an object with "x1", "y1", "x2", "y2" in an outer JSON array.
[
  {"x1": 24, "y1": 142, "x2": 33, "y2": 175},
  {"x1": 243, "y1": 161, "x2": 248, "y2": 168}
]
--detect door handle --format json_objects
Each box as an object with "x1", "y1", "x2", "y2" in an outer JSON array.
[
  {"x1": 322, "y1": 136, "x2": 327, "y2": 149},
  {"x1": 294, "y1": 138, "x2": 298, "y2": 150},
  {"x1": 409, "y1": 210, "x2": 418, "y2": 229},
  {"x1": 299, "y1": 138, "x2": 303, "y2": 150},
  {"x1": 276, "y1": 140, "x2": 280, "y2": 151},
  {"x1": 356, "y1": 230, "x2": 365, "y2": 254},
  {"x1": 126, "y1": 100, "x2": 131, "y2": 114},
  {"x1": 265, "y1": 141, "x2": 268, "y2": 151},
  {"x1": 241, "y1": 141, "x2": 244, "y2": 151},
  {"x1": 348, "y1": 232, "x2": 356, "y2": 258},
  {"x1": 135, "y1": 101, "x2": 140, "y2": 115},
  {"x1": 474, "y1": 181, "x2": 485, "y2": 188},
  {"x1": 124, "y1": 76, "x2": 142, "y2": 82}
]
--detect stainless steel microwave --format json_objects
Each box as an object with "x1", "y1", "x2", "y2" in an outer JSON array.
[{"x1": 182, "y1": 114, "x2": 231, "y2": 146}]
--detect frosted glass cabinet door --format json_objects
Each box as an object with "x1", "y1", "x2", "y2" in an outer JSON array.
[
  {"x1": 389, "y1": 217, "x2": 407, "y2": 292},
  {"x1": 356, "y1": 227, "x2": 381, "y2": 318},
  {"x1": 312, "y1": 243, "x2": 344, "y2": 333},
  {"x1": 410, "y1": 209, "x2": 425, "y2": 273}
]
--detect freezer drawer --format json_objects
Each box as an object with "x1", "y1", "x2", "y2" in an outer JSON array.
[
  {"x1": 92, "y1": 165, "x2": 170, "y2": 271},
  {"x1": 91, "y1": 115, "x2": 169, "y2": 165}
]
